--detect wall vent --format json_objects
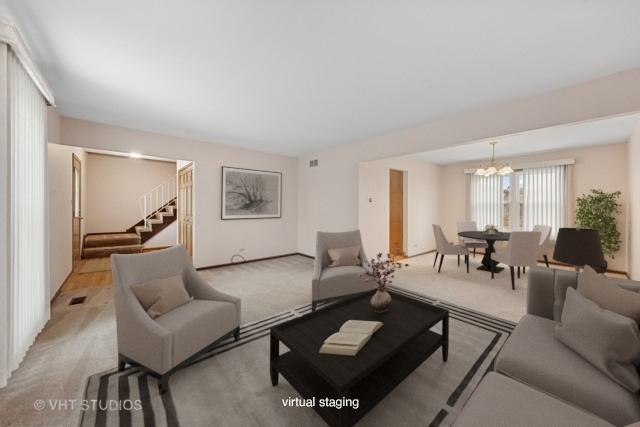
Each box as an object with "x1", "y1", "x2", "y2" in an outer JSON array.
[{"x1": 309, "y1": 159, "x2": 318, "y2": 167}]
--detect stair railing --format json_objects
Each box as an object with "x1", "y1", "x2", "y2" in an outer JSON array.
[{"x1": 138, "y1": 174, "x2": 178, "y2": 230}]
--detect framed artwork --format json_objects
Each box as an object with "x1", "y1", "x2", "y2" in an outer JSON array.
[{"x1": 221, "y1": 167, "x2": 282, "y2": 219}]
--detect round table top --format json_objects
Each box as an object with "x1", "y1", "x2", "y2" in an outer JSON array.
[{"x1": 458, "y1": 230, "x2": 510, "y2": 241}]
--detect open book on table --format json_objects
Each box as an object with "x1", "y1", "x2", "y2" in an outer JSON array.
[{"x1": 319, "y1": 320, "x2": 383, "y2": 356}]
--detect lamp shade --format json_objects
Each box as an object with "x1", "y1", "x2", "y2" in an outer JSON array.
[{"x1": 553, "y1": 228, "x2": 607, "y2": 273}]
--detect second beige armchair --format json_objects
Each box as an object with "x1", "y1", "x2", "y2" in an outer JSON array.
[{"x1": 312, "y1": 230, "x2": 375, "y2": 311}]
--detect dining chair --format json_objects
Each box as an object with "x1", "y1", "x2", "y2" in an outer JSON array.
[
  {"x1": 433, "y1": 224, "x2": 470, "y2": 273},
  {"x1": 457, "y1": 221, "x2": 489, "y2": 257},
  {"x1": 533, "y1": 225, "x2": 552, "y2": 267},
  {"x1": 491, "y1": 231, "x2": 541, "y2": 290}
]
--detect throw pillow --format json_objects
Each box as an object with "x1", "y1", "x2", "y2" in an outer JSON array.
[
  {"x1": 578, "y1": 265, "x2": 640, "y2": 323},
  {"x1": 555, "y1": 287, "x2": 640, "y2": 392},
  {"x1": 130, "y1": 275, "x2": 193, "y2": 318},
  {"x1": 327, "y1": 246, "x2": 361, "y2": 267}
]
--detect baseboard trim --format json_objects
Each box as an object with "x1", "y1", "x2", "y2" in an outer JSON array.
[
  {"x1": 295, "y1": 252, "x2": 314, "y2": 259},
  {"x1": 51, "y1": 270, "x2": 73, "y2": 303},
  {"x1": 142, "y1": 245, "x2": 172, "y2": 252},
  {"x1": 408, "y1": 249, "x2": 436, "y2": 258},
  {"x1": 196, "y1": 253, "x2": 302, "y2": 270}
]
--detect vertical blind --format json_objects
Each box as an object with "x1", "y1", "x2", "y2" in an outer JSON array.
[
  {"x1": 468, "y1": 173, "x2": 502, "y2": 231},
  {"x1": 522, "y1": 165, "x2": 568, "y2": 238},
  {"x1": 5, "y1": 47, "x2": 49, "y2": 381}
]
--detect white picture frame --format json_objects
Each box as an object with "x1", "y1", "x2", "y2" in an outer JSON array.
[{"x1": 221, "y1": 167, "x2": 282, "y2": 219}]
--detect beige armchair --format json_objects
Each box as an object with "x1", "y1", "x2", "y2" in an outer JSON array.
[
  {"x1": 312, "y1": 230, "x2": 375, "y2": 311},
  {"x1": 112, "y1": 245, "x2": 240, "y2": 393}
]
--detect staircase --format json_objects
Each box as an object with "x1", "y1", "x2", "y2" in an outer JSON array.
[
  {"x1": 127, "y1": 198, "x2": 177, "y2": 244},
  {"x1": 82, "y1": 175, "x2": 178, "y2": 259}
]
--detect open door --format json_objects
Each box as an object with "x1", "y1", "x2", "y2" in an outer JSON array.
[
  {"x1": 72, "y1": 154, "x2": 82, "y2": 269},
  {"x1": 178, "y1": 163, "x2": 194, "y2": 258},
  {"x1": 389, "y1": 169, "x2": 406, "y2": 258}
]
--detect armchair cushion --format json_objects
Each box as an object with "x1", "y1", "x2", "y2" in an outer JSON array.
[
  {"x1": 130, "y1": 274, "x2": 193, "y2": 318},
  {"x1": 328, "y1": 245, "x2": 361, "y2": 267},
  {"x1": 155, "y1": 299, "x2": 238, "y2": 366}
]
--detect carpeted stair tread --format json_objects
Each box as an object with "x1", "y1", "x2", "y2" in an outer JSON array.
[
  {"x1": 84, "y1": 233, "x2": 141, "y2": 248},
  {"x1": 83, "y1": 244, "x2": 143, "y2": 258}
]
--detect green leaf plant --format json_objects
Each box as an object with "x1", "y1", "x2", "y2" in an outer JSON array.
[{"x1": 574, "y1": 189, "x2": 622, "y2": 258}]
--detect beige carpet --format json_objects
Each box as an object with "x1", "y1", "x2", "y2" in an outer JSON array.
[
  {"x1": 80, "y1": 291, "x2": 515, "y2": 427},
  {"x1": 0, "y1": 253, "x2": 530, "y2": 426}
]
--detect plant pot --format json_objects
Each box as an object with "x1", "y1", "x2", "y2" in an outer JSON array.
[{"x1": 370, "y1": 288, "x2": 392, "y2": 313}]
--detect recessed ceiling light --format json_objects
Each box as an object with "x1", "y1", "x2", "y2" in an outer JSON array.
[{"x1": 129, "y1": 152, "x2": 142, "y2": 159}]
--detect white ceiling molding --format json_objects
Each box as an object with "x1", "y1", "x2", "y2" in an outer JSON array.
[{"x1": 0, "y1": 18, "x2": 55, "y2": 106}]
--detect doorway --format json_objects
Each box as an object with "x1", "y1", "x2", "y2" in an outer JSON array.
[
  {"x1": 389, "y1": 169, "x2": 406, "y2": 258},
  {"x1": 72, "y1": 154, "x2": 82, "y2": 270},
  {"x1": 178, "y1": 162, "x2": 194, "y2": 258}
]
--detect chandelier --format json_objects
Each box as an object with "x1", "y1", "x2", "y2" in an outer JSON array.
[{"x1": 474, "y1": 141, "x2": 514, "y2": 176}]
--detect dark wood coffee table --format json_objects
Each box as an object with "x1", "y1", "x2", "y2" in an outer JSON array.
[{"x1": 270, "y1": 291, "x2": 449, "y2": 427}]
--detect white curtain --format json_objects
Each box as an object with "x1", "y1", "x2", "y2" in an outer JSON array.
[
  {"x1": 522, "y1": 165, "x2": 568, "y2": 238},
  {"x1": 3, "y1": 47, "x2": 49, "y2": 384},
  {"x1": 468, "y1": 174, "x2": 502, "y2": 231}
]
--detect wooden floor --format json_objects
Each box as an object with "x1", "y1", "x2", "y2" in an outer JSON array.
[{"x1": 61, "y1": 257, "x2": 112, "y2": 291}]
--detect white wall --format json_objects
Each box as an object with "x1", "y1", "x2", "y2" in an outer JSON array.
[
  {"x1": 629, "y1": 122, "x2": 640, "y2": 279},
  {"x1": 297, "y1": 68, "x2": 640, "y2": 256},
  {"x1": 437, "y1": 143, "x2": 630, "y2": 271},
  {"x1": 47, "y1": 143, "x2": 87, "y2": 297},
  {"x1": 84, "y1": 153, "x2": 176, "y2": 234},
  {"x1": 358, "y1": 156, "x2": 439, "y2": 258},
  {"x1": 145, "y1": 221, "x2": 177, "y2": 248},
  {"x1": 60, "y1": 117, "x2": 298, "y2": 269}
]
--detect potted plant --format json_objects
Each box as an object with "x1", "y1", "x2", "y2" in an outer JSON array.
[
  {"x1": 575, "y1": 189, "x2": 622, "y2": 258},
  {"x1": 364, "y1": 253, "x2": 408, "y2": 313}
]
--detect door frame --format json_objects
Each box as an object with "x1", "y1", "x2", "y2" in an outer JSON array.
[
  {"x1": 388, "y1": 168, "x2": 408, "y2": 257},
  {"x1": 177, "y1": 162, "x2": 194, "y2": 259},
  {"x1": 71, "y1": 154, "x2": 82, "y2": 269}
]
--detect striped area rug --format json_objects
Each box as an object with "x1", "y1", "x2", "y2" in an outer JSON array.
[{"x1": 80, "y1": 289, "x2": 516, "y2": 427}]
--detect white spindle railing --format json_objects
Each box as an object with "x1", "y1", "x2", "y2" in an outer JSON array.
[{"x1": 138, "y1": 174, "x2": 178, "y2": 229}]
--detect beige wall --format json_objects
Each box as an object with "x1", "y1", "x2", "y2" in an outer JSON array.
[
  {"x1": 629, "y1": 123, "x2": 640, "y2": 279},
  {"x1": 60, "y1": 117, "x2": 298, "y2": 268},
  {"x1": 437, "y1": 143, "x2": 629, "y2": 271},
  {"x1": 48, "y1": 143, "x2": 87, "y2": 297},
  {"x1": 297, "y1": 68, "x2": 640, "y2": 256},
  {"x1": 358, "y1": 156, "x2": 439, "y2": 257},
  {"x1": 85, "y1": 153, "x2": 176, "y2": 234}
]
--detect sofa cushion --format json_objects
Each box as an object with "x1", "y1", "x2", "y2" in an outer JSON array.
[
  {"x1": 556, "y1": 288, "x2": 640, "y2": 392},
  {"x1": 453, "y1": 373, "x2": 613, "y2": 427},
  {"x1": 317, "y1": 265, "x2": 375, "y2": 300},
  {"x1": 578, "y1": 266, "x2": 640, "y2": 323},
  {"x1": 155, "y1": 299, "x2": 238, "y2": 366},
  {"x1": 495, "y1": 314, "x2": 640, "y2": 426}
]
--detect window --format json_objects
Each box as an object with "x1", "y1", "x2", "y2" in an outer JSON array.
[
  {"x1": 469, "y1": 165, "x2": 568, "y2": 237},
  {"x1": 501, "y1": 172, "x2": 524, "y2": 232}
]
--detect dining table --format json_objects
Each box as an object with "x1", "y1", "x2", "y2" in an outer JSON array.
[{"x1": 457, "y1": 230, "x2": 511, "y2": 272}]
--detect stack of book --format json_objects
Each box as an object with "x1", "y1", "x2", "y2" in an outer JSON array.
[{"x1": 319, "y1": 320, "x2": 383, "y2": 356}]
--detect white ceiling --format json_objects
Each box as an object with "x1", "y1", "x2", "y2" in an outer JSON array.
[
  {"x1": 5, "y1": 1, "x2": 640, "y2": 156},
  {"x1": 414, "y1": 112, "x2": 640, "y2": 165}
]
